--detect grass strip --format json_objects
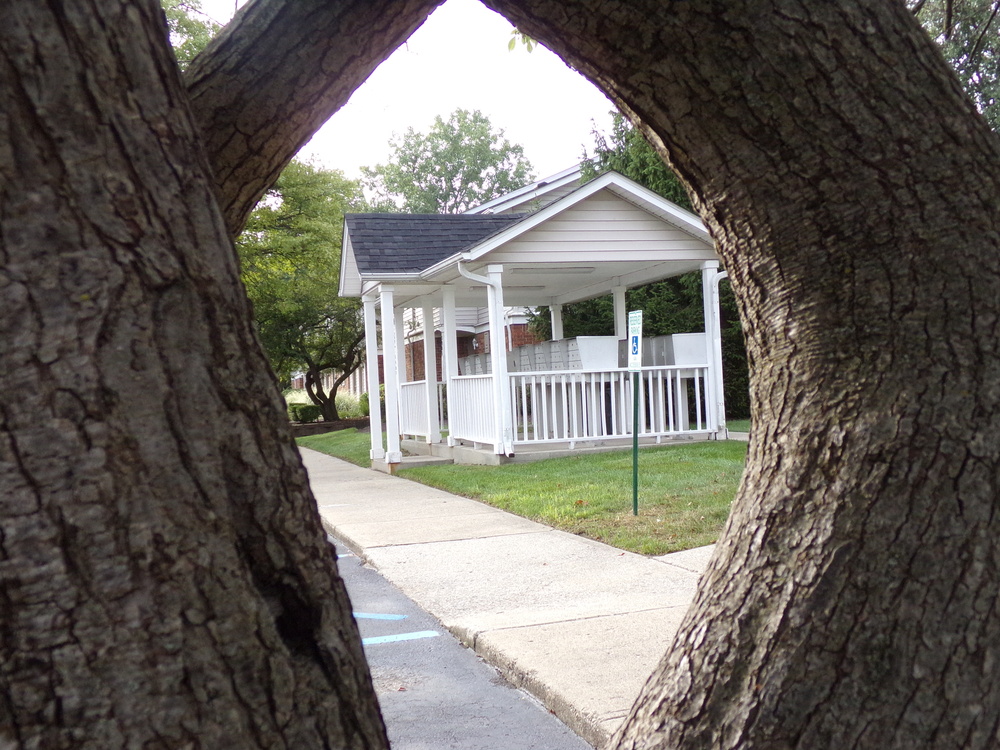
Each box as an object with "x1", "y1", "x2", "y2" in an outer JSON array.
[{"x1": 297, "y1": 429, "x2": 746, "y2": 556}]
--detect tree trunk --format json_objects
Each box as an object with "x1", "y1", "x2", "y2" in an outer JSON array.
[
  {"x1": 0, "y1": 2, "x2": 386, "y2": 747},
  {"x1": 9, "y1": 0, "x2": 1000, "y2": 746},
  {"x1": 305, "y1": 366, "x2": 340, "y2": 422},
  {"x1": 484, "y1": 1, "x2": 1000, "y2": 747},
  {"x1": 184, "y1": 0, "x2": 444, "y2": 237}
]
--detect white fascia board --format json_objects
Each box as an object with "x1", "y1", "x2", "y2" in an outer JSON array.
[
  {"x1": 419, "y1": 252, "x2": 465, "y2": 281},
  {"x1": 360, "y1": 272, "x2": 425, "y2": 283},
  {"x1": 349, "y1": 273, "x2": 426, "y2": 300},
  {"x1": 360, "y1": 280, "x2": 382, "y2": 298},
  {"x1": 464, "y1": 164, "x2": 582, "y2": 214}
]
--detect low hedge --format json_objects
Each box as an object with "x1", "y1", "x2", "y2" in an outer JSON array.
[{"x1": 288, "y1": 403, "x2": 323, "y2": 423}]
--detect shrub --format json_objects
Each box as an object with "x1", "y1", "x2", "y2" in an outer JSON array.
[
  {"x1": 358, "y1": 392, "x2": 370, "y2": 417},
  {"x1": 289, "y1": 403, "x2": 323, "y2": 423},
  {"x1": 298, "y1": 404, "x2": 323, "y2": 422}
]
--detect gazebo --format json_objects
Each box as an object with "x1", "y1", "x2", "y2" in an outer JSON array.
[{"x1": 339, "y1": 170, "x2": 728, "y2": 469}]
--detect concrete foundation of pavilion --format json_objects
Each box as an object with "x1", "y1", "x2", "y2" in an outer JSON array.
[
  {"x1": 302, "y1": 446, "x2": 716, "y2": 747},
  {"x1": 370, "y1": 432, "x2": 724, "y2": 473}
]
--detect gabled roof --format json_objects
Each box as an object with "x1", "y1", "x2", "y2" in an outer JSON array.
[
  {"x1": 344, "y1": 214, "x2": 523, "y2": 274},
  {"x1": 423, "y1": 171, "x2": 710, "y2": 276},
  {"x1": 339, "y1": 170, "x2": 719, "y2": 306},
  {"x1": 463, "y1": 164, "x2": 583, "y2": 216}
]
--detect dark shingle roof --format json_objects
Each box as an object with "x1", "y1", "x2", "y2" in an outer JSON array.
[{"x1": 345, "y1": 214, "x2": 525, "y2": 274}]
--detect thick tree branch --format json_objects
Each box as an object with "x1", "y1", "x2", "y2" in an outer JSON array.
[
  {"x1": 1, "y1": 1, "x2": 390, "y2": 745},
  {"x1": 483, "y1": 1, "x2": 1000, "y2": 748},
  {"x1": 184, "y1": 0, "x2": 444, "y2": 237}
]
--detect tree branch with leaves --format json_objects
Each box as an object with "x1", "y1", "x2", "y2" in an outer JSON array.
[{"x1": 237, "y1": 160, "x2": 367, "y2": 421}]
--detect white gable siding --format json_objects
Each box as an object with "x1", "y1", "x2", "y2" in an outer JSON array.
[
  {"x1": 339, "y1": 234, "x2": 361, "y2": 296},
  {"x1": 485, "y1": 193, "x2": 716, "y2": 264}
]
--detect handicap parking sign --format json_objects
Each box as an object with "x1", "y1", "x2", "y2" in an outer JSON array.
[{"x1": 627, "y1": 311, "x2": 643, "y2": 372}]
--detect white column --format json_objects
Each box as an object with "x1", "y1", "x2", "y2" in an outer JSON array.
[
  {"x1": 362, "y1": 295, "x2": 384, "y2": 460},
  {"x1": 441, "y1": 286, "x2": 459, "y2": 446},
  {"x1": 421, "y1": 303, "x2": 441, "y2": 444},
  {"x1": 550, "y1": 303, "x2": 564, "y2": 340},
  {"x1": 395, "y1": 306, "x2": 406, "y2": 385},
  {"x1": 613, "y1": 285, "x2": 628, "y2": 338},
  {"x1": 701, "y1": 261, "x2": 725, "y2": 436},
  {"x1": 486, "y1": 265, "x2": 514, "y2": 455},
  {"x1": 379, "y1": 286, "x2": 402, "y2": 463}
]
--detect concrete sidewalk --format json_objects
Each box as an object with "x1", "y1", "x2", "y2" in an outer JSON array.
[{"x1": 302, "y1": 447, "x2": 712, "y2": 749}]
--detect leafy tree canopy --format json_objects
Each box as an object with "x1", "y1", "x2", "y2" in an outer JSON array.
[
  {"x1": 912, "y1": 0, "x2": 1000, "y2": 129},
  {"x1": 362, "y1": 108, "x2": 535, "y2": 213},
  {"x1": 160, "y1": 0, "x2": 219, "y2": 69},
  {"x1": 237, "y1": 160, "x2": 367, "y2": 420},
  {"x1": 581, "y1": 112, "x2": 693, "y2": 209}
]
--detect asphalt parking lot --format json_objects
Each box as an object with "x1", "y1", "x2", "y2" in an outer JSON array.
[{"x1": 333, "y1": 540, "x2": 593, "y2": 749}]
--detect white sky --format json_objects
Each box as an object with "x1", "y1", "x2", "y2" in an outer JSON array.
[{"x1": 197, "y1": 0, "x2": 617, "y2": 181}]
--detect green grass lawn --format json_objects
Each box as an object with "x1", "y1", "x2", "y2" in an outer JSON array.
[
  {"x1": 727, "y1": 418, "x2": 752, "y2": 433},
  {"x1": 297, "y1": 428, "x2": 373, "y2": 467},
  {"x1": 297, "y1": 430, "x2": 747, "y2": 556}
]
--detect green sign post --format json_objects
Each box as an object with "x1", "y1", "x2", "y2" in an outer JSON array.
[{"x1": 627, "y1": 310, "x2": 643, "y2": 516}]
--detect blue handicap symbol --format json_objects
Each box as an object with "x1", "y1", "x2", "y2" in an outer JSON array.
[{"x1": 631, "y1": 336, "x2": 639, "y2": 355}]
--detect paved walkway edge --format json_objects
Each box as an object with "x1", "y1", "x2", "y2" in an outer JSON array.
[
  {"x1": 320, "y1": 516, "x2": 617, "y2": 748},
  {"x1": 307, "y1": 449, "x2": 710, "y2": 749}
]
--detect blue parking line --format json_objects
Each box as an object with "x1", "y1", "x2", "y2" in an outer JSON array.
[
  {"x1": 354, "y1": 612, "x2": 408, "y2": 621},
  {"x1": 362, "y1": 630, "x2": 441, "y2": 646}
]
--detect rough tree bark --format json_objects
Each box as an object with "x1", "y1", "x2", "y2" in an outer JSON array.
[
  {"x1": 0, "y1": 2, "x2": 388, "y2": 747},
  {"x1": 482, "y1": 0, "x2": 1000, "y2": 747},
  {"x1": 6, "y1": 0, "x2": 1000, "y2": 747},
  {"x1": 183, "y1": 0, "x2": 444, "y2": 236}
]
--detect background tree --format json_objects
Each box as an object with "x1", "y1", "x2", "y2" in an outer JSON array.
[
  {"x1": 912, "y1": 0, "x2": 1000, "y2": 129},
  {"x1": 362, "y1": 108, "x2": 535, "y2": 213},
  {"x1": 238, "y1": 160, "x2": 366, "y2": 421},
  {"x1": 160, "y1": 0, "x2": 218, "y2": 69}
]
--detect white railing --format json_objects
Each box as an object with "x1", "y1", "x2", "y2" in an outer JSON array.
[
  {"x1": 449, "y1": 374, "x2": 496, "y2": 445},
  {"x1": 508, "y1": 366, "x2": 710, "y2": 445},
  {"x1": 399, "y1": 380, "x2": 428, "y2": 436}
]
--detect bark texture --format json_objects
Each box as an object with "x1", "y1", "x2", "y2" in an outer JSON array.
[
  {"x1": 7, "y1": 0, "x2": 1000, "y2": 747},
  {"x1": 184, "y1": 0, "x2": 444, "y2": 236},
  {"x1": 482, "y1": 1, "x2": 1000, "y2": 748},
  {"x1": 0, "y1": 2, "x2": 387, "y2": 747}
]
